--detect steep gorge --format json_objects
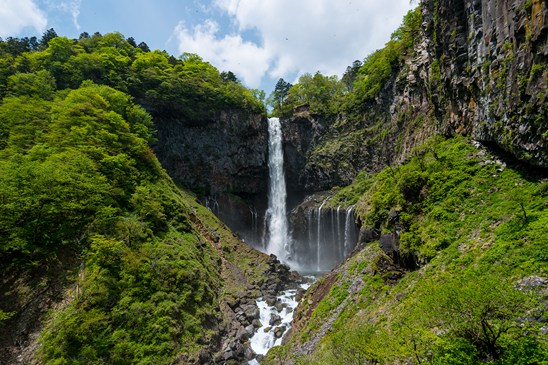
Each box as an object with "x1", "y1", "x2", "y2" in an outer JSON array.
[{"x1": 0, "y1": 0, "x2": 546, "y2": 363}]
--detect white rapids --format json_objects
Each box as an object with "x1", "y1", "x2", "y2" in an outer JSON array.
[{"x1": 248, "y1": 283, "x2": 310, "y2": 363}]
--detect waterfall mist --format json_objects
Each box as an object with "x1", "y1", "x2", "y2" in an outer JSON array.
[{"x1": 289, "y1": 202, "x2": 359, "y2": 273}]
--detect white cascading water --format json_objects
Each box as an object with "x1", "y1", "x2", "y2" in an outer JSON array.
[
  {"x1": 344, "y1": 206, "x2": 354, "y2": 256},
  {"x1": 248, "y1": 283, "x2": 310, "y2": 361},
  {"x1": 316, "y1": 198, "x2": 328, "y2": 271},
  {"x1": 336, "y1": 206, "x2": 342, "y2": 258},
  {"x1": 266, "y1": 117, "x2": 289, "y2": 262}
]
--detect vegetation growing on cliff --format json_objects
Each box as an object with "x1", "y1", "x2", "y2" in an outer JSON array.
[
  {"x1": 264, "y1": 136, "x2": 547, "y2": 364},
  {"x1": 268, "y1": 7, "x2": 422, "y2": 117}
]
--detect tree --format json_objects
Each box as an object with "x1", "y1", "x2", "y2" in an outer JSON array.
[
  {"x1": 7, "y1": 70, "x2": 56, "y2": 100},
  {"x1": 341, "y1": 60, "x2": 362, "y2": 92},
  {"x1": 220, "y1": 70, "x2": 238, "y2": 83},
  {"x1": 285, "y1": 72, "x2": 344, "y2": 115},
  {"x1": 274, "y1": 78, "x2": 291, "y2": 105},
  {"x1": 250, "y1": 89, "x2": 266, "y2": 104},
  {"x1": 137, "y1": 41, "x2": 150, "y2": 52},
  {"x1": 126, "y1": 37, "x2": 137, "y2": 47},
  {"x1": 40, "y1": 28, "x2": 58, "y2": 49},
  {"x1": 267, "y1": 78, "x2": 292, "y2": 116}
]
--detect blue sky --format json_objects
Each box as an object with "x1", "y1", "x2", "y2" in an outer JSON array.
[{"x1": 0, "y1": 0, "x2": 415, "y2": 93}]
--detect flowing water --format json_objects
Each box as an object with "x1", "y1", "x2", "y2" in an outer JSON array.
[
  {"x1": 316, "y1": 198, "x2": 329, "y2": 271},
  {"x1": 246, "y1": 118, "x2": 360, "y2": 361},
  {"x1": 248, "y1": 283, "x2": 310, "y2": 364},
  {"x1": 265, "y1": 117, "x2": 290, "y2": 262}
]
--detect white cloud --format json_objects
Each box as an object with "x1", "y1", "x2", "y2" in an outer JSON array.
[
  {"x1": 173, "y1": 20, "x2": 270, "y2": 88},
  {"x1": 44, "y1": 0, "x2": 82, "y2": 31},
  {"x1": 0, "y1": 0, "x2": 47, "y2": 37},
  {"x1": 174, "y1": 0, "x2": 414, "y2": 88},
  {"x1": 60, "y1": 0, "x2": 82, "y2": 31}
]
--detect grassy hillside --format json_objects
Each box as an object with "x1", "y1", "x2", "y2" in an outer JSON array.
[
  {"x1": 264, "y1": 136, "x2": 547, "y2": 364},
  {"x1": 0, "y1": 36, "x2": 270, "y2": 364}
]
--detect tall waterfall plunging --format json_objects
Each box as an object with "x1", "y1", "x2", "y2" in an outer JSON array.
[{"x1": 265, "y1": 117, "x2": 289, "y2": 262}]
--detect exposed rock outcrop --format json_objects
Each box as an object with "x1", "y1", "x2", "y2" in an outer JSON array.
[
  {"x1": 154, "y1": 110, "x2": 269, "y2": 245},
  {"x1": 283, "y1": 0, "x2": 547, "y2": 193},
  {"x1": 155, "y1": 110, "x2": 268, "y2": 195}
]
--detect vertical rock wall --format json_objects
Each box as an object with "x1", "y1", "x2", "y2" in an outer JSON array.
[{"x1": 282, "y1": 0, "x2": 547, "y2": 195}]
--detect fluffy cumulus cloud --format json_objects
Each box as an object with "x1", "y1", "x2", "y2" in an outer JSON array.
[
  {"x1": 174, "y1": 19, "x2": 270, "y2": 87},
  {"x1": 175, "y1": 0, "x2": 415, "y2": 88},
  {"x1": 0, "y1": 0, "x2": 47, "y2": 37}
]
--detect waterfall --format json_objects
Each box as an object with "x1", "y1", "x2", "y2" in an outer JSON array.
[
  {"x1": 250, "y1": 206, "x2": 258, "y2": 245},
  {"x1": 266, "y1": 117, "x2": 289, "y2": 262},
  {"x1": 344, "y1": 206, "x2": 355, "y2": 256},
  {"x1": 316, "y1": 198, "x2": 328, "y2": 271},
  {"x1": 205, "y1": 195, "x2": 220, "y2": 216},
  {"x1": 336, "y1": 206, "x2": 342, "y2": 260}
]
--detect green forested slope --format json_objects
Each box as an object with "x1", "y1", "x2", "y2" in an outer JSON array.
[
  {"x1": 264, "y1": 136, "x2": 547, "y2": 364},
  {"x1": 0, "y1": 33, "x2": 268, "y2": 364},
  {"x1": 0, "y1": 31, "x2": 264, "y2": 119}
]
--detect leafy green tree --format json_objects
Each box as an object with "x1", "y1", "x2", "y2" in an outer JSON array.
[
  {"x1": 39, "y1": 28, "x2": 58, "y2": 49},
  {"x1": 413, "y1": 274, "x2": 536, "y2": 362},
  {"x1": 286, "y1": 71, "x2": 344, "y2": 115},
  {"x1": 6, "y1": 70, "x2": 56, "y2": 100},
  {"x1": 268, "y1": 78, "x2": 292, "y2": 115},
  {"x1": 220, "y1": 70, "x2": 238, "y2": 83},
  {"x1": 341, "y1": 60, "x2": 362, "y2": 92},
  {"x1": 137, "y1": 41, "x2": 150, "y2": 52}
]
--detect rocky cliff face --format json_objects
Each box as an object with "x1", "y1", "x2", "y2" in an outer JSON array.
[
  {"x1": 427, "y1": 0, "x2": 547, "y2": 166},
  {"x1": 155, "y1": 111, "x2": 268, "y2": 195},
  {"x1": 284, "y1": 0, "x2": 547, "y2": 194},
  {"x1": 154, "y1": 111, "x2": 269, "y2": 245}
]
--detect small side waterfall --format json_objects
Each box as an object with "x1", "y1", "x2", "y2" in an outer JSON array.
[
  {"x1": 316, "y1": 198, "x2": 328, "y2": 271},
  {"x1": 265, "y1": 117, "x2": 289, "y2": 262},
  {"x1": 344, "y1": 206, "x2": 355, "y2": 257},
  {"x1": 289, "y1": 201, "x2": 359, "y2": 273}
]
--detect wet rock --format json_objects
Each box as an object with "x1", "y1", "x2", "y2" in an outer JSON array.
[
  {"x1": 265, "y1": 296, "x2": 277, "y2": 306},
  {"x1": 274, "y1": 325, "x2": 287, "y2": 339},
  {"x1": 274, "y1": 300, "x2": 285, "y2": 312},
  {"x1": 236, "y1": 327, "x2": 251, "y2": 342},
  {"x1": 243, "y1": 343, "x2": 255, "y2": 360},
  {"x1": 269, "y1": 314, "x2": 282, "y2": 326},
  {"x1": 243, "y1": 305, "x2": 260, "y2": 321},
  {"x1": 295, "y1": 288, "x2": 306, "y2": 302}
]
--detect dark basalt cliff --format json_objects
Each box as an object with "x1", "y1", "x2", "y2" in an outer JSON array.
[
  {"x1": 428, "y1": 0, "x2": 547, "y2": 165},
  {"x1": 283, "y1": 0, "x2": 547, "y2": 194},
  {"x1": 154, "y1": 111, "x2": 269, "y2": 244},
  {"x1": 155, "y1": 111, "x2": 268, "y2": 195}
]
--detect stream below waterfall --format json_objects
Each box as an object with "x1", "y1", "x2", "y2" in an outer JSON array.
[
  {"x1": 244, "y1": 118, "x2": 356, "y2": 362},
  {"x1": 248, "y1": 282, "x2": 311, "y2": 364}
]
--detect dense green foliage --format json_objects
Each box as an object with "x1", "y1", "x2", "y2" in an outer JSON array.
[
  {"x1": 0, "y1": 31, "x2": 265, "y2": 121},
  {"x1": 0, "y1": 31, "x2": 269, "y2": 364},
  {"x1": 268, "y1": 8, "x2": 421, "y2": 117},
  {"x1": 264, "y1": 136, "x2": 547, "y2": 364},
  {"x1": 0, "y1": 81, "x2": 218, "y2": 362}
]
